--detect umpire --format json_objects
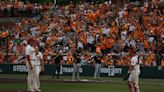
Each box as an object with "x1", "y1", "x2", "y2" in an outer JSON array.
[
  {"x1": 93, "y1": 54, "x2": 102, "y2": 80},
  {"x1": 52, "y1": 51, "x2": 63, "y2": 80}
]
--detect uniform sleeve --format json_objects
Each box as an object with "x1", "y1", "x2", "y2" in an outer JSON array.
[{"x1": 25, "y1": 46, "x2": 31, "y2": 56}]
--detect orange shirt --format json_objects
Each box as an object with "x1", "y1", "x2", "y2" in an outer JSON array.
[
  {"x1": 133, "y1": 30, "x2": 140, "y2": 40},
  {"x1": 44, "y1": 14, "x2": 49, "y2": 21},
  {"x1": 76, "y1": 27, "x2": 81, "y2": 33},
  {"x1": 144, "y1": 39, "x2": 150, "y2": 49},
  {"x1": 76, "y1": 13, "x2": 81, "y2": 19},
  {"x1": 66, "y1": 55, "x2": 74, "y2": 64},
  {"x1": 154, "y1": 26, "x2": 161, "y2": 36},
  {"x1": 91, "y1": 13, "x2": 97, "y2": 21},
  {"x1": 96, "y1": 45, "x2": 101, "y2": 54},
  {"x1": 124, "y1": 11, "x2": 129, "y2": 18},
  {"x1": 102, "y1": 56, "x2": 112, "y2": 65},
  {"x1": 99, "y1": 15, "x2": 105, "y2": 20},
  {"x1": 64, "y1": 26, "x2": 71, "y2": 32},
  {"x1": 0, "y1": 53, "x2": 4, "y2": 64},
  {"x1": 100, "y1": 44, "x2": 106, "y2": 50},
  {"x1": 87, "y1": 13, "x2": 92, "y2": 20},
  {"x1": 79, "y1": 33, "x2": 87, "y2": 44},
  {"x1": 150, "y1": 53, "x2": 155, "y2": 63},
  {"x1": 110, "y1": 27, "x2": 118, "y2": 35},
  {"x1": 101, "y1": 38, "x2": 107, "y2": 49},
  {"x1": 52, "y1": 35, "x2": 58, "y2": 41},
  {"x1": 70, "y1": 21, "x2": 77, "y2": 28},
  {"x1": 118, "y1": 39, "x2": 124, "y2": 49},
  {"x1": 161, "y1": 60, "x2": 164, "y2": 66},
  {"x1": 41, "y1": 24, "x2": 48, "y2": 33},
  {"x1": 106, "y1": 38, "x2": 115, "y2": 49},
  {"x1": 145, "y1": 53, "x2": 155, "y2": 65}
]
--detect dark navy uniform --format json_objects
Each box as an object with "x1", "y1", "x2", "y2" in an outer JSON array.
[
  {"x1": 52, "y1": 54, "x2": 62, "y2": 79},
  {"x1": 94, "y1": 54, "x2": 102, "y2": 80},
  {"x1": 72, "y1": 53, "x2": 81, "y2": 81}
]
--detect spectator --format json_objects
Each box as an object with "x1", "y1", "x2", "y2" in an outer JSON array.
[{"x1": 0, "y1": 0, "x2": 163, "y2": 66}]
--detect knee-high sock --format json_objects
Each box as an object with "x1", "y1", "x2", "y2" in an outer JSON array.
[{"x1": 128, "y1": 81, "x2": 135, "y2": 92}]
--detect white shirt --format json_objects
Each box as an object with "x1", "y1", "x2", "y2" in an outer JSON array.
[
  {"x1": 130, "y1": 39, "x2": 136, "y2": 48},
  {"x1": 148, "y1": 37, "x2": 154, "y2": 43},
  {"x1": 109, "y1": 0, "x2": 112, "y2": 4},
  {"x1": 102, "y1": 27, "x2": 110, "y2": 36},
  {"x1": 30, "y1": 27, "x2": 37, "y2": 36},
  {"x1": 25, "y1": 45, "x2": 36, "y2": 60},
  {"x1": 63, "y1": 56, "x2": 67, "y2": 61},
  {"x1": 118, "y1": 10, "x2": 124, "y2": 18},
  {"x1": 87, "y1": 35, "x2": 94, "y2": 44},
  {"x1": 35, "y1": 52, "x2": 43, "y2": 65},
  {"x1": 130, "y1": 55, "x2": 140, "y2": 72},
  {"x1": 129, "y1": 25, "x2": 135, "y2": 32},
  {"x1": 121, "y1": 31, "x2": 127, "y2": 42},
  {"x1": 25, "y1": 44, "x2": 36, "y2": 66},
  {"x1": 77, "y1": 41, "x2": 84, "y2": 49}
]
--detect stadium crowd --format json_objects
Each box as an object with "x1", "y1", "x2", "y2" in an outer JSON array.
[{"x1": 0, "y1": 0, "x2": 163, "y2": 67}]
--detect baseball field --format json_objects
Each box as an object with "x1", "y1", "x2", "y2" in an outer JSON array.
[{"x1": 0, "y1": 74, "x2": 164, "y2": 92}]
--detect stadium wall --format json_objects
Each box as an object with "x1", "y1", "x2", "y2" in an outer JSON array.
[{"x1": 0, "y1": 64, "x2": 164, "y2": 79}]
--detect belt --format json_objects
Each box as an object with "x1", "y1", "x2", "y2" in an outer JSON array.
[
  {"x1": 35, "y1": 65, "x2": 41, "y2": 66},
  {"x1": 75, "y1": 62, "x2": 80, "y2": 64},
  {"x1": 30, "y1": 59, "x2": 37, "y2": 61}
]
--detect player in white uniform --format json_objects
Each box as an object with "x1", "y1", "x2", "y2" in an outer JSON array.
[
  {"x1": 25, "y1": 39, "x2": 41, "y2": 92},
  {"x1": 35, "y1": 46, "x2": 44, "y2": 91},
  {"x1": 128, "y1": 53, "x2": 141, "y2": 92}
]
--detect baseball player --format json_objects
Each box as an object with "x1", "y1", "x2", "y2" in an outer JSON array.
[
  {"x1": 25, "y1": 39, "x2": 41, "y2": 92},
  {"x1": 128, "y1": 52, "x2": 141, "y2": 92},
  {"x1": 93, "y1": 54, "x2": 102, "y2": 80},
  {"x1": 35, "y1": 46, "x2": 44, "y2": 91},
  {"x1": 72, "y1": 52, "x2": 81, "y2": 81},
  {"x1": 52, "y1": 51, "x2": 63, "y2": 80}
]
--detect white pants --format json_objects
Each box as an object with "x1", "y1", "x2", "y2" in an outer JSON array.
[
  {"x1": 128, "y1": 70, "x2": 140, "y2": 92},
  {"x1": 35, "y1": 65, "x2": 41, "y2": 89},
  {"x1": 72, "y1": 63, "x2": 81, "y2": 80},
  {"x1": 27, "y1": 64, "x2": 40, "y2": 90},
  {"x1": 94, "y1": 63, "x2": 101, "y2": 80}
]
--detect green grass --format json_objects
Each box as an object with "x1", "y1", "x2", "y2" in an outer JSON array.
[
  {"x1": 0, "y1": 83, "x2": 127, "y2": 92},
  {"x1": 42, "y1": 83, "x2": 128, "y2": 92},
  {"x1": 0, "y1": 82, "x2": 164, "y2": 92},
  {"x1": 0, "y1": 74, "x2": 164, "y2": 92}
]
